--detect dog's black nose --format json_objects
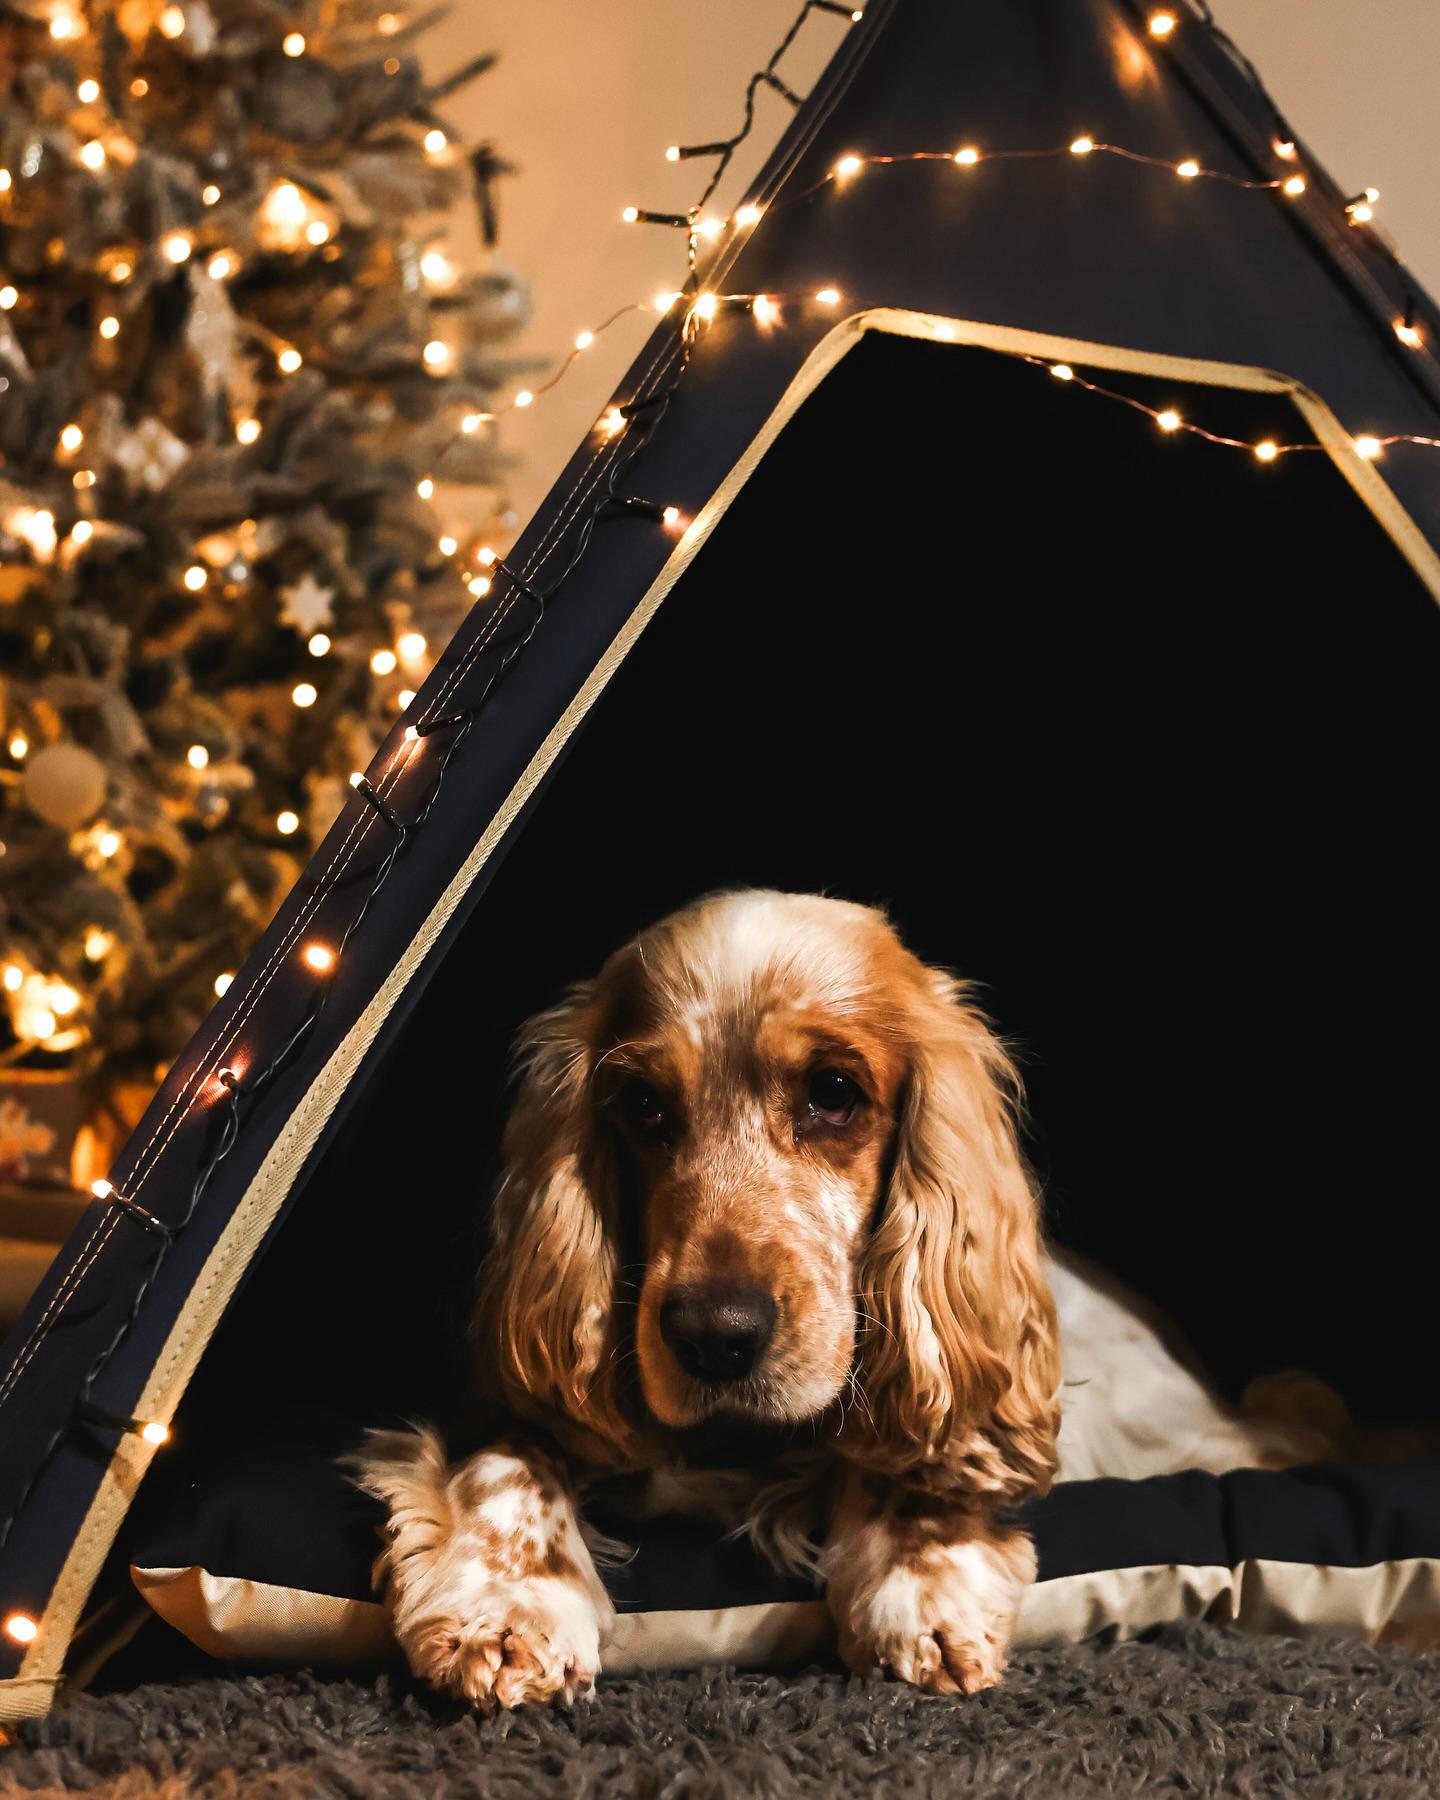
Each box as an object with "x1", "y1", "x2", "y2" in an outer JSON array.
[{"x1": 659, "y1": 1285, "x2": 777, "y2": 1383}]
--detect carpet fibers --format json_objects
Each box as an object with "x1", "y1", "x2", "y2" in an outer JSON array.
[{"x1": 5, "y1": 1626, "x2": 1440, "y2": 1797}]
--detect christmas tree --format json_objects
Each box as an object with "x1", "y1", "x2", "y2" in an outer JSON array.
[{"x1": 0, "y1": 0, "x2": 527, "y2": 1164}]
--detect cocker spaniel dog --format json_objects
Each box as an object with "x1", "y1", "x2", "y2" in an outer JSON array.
[{"x1": 358, "y1": 890, "x2": 1328, "y2": 1709}]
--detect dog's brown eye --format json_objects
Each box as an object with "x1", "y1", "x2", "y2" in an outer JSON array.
[
  {"x1": 621, "y1": 1079, "x2": 667, "y2": 1133},
  {"x1": 807, "y1": 1068, "x2": 860, "y2": 1125}
]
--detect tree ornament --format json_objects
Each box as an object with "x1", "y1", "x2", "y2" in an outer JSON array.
[
  {"x1": 22, "y1": 742, "x2": 108, "y2": 829},
  {"x1": 279, "y1": 572, "x2": 336, "y2": 633}
]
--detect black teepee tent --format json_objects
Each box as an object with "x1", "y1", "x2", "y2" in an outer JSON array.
[{"x1": 5, "y1": 0, "x2": 1440, "y2": 1718}]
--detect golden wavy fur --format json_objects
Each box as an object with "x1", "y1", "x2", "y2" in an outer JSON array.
[{"x1": 359, "y1": 891, "x2": 1063, "y2": 1706}]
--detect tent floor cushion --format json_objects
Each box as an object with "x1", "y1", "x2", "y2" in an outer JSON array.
[
  {"x1": 125, "y1": 1411, "x2": 1440, "y2": 1673},
  {"x1": 13, "y1": 1626, "x2": 1440, "y2": 1795}
]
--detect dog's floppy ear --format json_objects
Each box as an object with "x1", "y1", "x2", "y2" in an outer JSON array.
[
  {"x1": 842, "y1": 971, "x2": 1060, "y2": 1498},
  {"x1": 472, "y1": 983, "x2": 637, "y2": 1462}
]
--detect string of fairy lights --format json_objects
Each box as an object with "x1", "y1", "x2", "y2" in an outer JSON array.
[{"x1": 4, "y1": 0, "x2": 1439, "y2": 1653}]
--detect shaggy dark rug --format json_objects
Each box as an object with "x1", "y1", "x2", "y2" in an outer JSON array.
[{"x1": 4, "y1": 1626, "x2": 1440, "y2": 1797}]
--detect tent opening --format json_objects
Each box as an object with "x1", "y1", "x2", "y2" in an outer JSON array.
[{"x1": 154, "y1": 327, "x2": 1440, "y2": 1538}]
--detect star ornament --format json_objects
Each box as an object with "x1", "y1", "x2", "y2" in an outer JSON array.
[{"x1": 279, "y1": 572, "x2": 335, "y2": 633}]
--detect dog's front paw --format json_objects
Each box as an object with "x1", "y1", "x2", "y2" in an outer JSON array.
[
  {"x1": 831, "y1": 1533, "x2": 1034, "y2": 1696},
  {"x1": 401, "y1": 1578, "x2": 603, "y2": 1710}
]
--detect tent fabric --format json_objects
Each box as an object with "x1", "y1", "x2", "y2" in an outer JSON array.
[{"x1": 5, "y1": 0, "x2": 1440, "y2": 1718}]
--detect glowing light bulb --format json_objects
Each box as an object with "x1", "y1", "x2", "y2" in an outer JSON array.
[
  {"x1": 99, "y1": 315, "x2": 119, "y2": 338},
  {"x1": 73, "y1": 469, "x2": 95, "y2": 488},
  {"x1": 416, "y1": 476, "x2": 434, "y2": 499},
  {"x1": 50, "y1": 5, "x2": 80, "y2": 35},
  {"x1": 734, "y1": 203, "x2": 764, "y2": 227},
  {"x1": 291, "y1": 681, "x2": 317, "y2": 707},
  {"x1": 276, "y1": 809, "x2": 300, "y2": 835},
  {"x1": 691, "y1": 293, "x2": 718, "y2": 323},
  {"x1": 437, "y1": 535, "x2": 457, "y2": 556},
  {"x1": 50, "y1": 983, "x2": 79, "y2": 1016},
  {"x1": 954, "y1": 146, "x2": 980, "y2": 166},
  {"x1": 91, "y1": 1177, "x2": 114, "y2": 1199},
  {"x1": 423, "y1": 128, "x2": 447, "y2": 157},
  {"x1": 404, "y1": 725, "x2": 419, "y2": 741},
  {"x1": 622, "y1": 205, "x2": 640, "y2": 224},
  {"x1": 600, "y1": 406, "x2": 626, "y2": 437},
  {"x1": 71, "y1": 520, "x2": 93, "y2": 544},
  {"x1": 162, "y1": 231, "x2": 191, "y2": 264},
  {"x1": 183, "y1": 563, "x2": 207, "y2": 591},
  {"x1": 0, "y1": 169, "x2": 10, "y2": 191},
  {"x1": 419, "y1": 249, "x2": 452, "y2": 285},
  {"x1": 1274, "y1": 139, "x2": 1297, "y2": 161},
  {"x1": 109, "y1": 259, "x2": 132, "y2": 283},
  {"x1": 695, "y1": 215, "x2": 725, "y2": 242},
  {"x1": 282, "y1": 30, "x2": 305, "y2": 54},
  {"x1": 4, "y1": 1613, "x2": 38, "y2": 1646},
  {"x1": 77, "y1": 77, "x2": 100, "y2": 101},
  {"x1": 206, "y1": 251, "x2": 234, "y2": 279},
  {"x1": 60, "y1": 423, "x2": 84, "y2": 452},
  {"x1": 1070, "y1": 136, "x2": 1095, "y2": 156},
  {"x1": 2, "y1": 964, "x2": 22, "y2": 989},
  {"x1": 236, "y1": 417, "x2": 261, "y2": 443},
  {"x1": 84, "y1": 929, "x2": 112, "y2": 960},
  {"x1": 0, "y1": 286, "x2": 17, "y2": 310},
  {"x1": 8, "y1": 734, "x2": 28, "y2": 760},
  {"x1": 186, "y1": 743, "x2": 209, "y2": 769},
  {"x1": 1148, "y1": 10, "x2": 1177, "y2": 37},
  {"x1": 815, "y1": 287, "x2": 842, "y2": 305},
  {"x1": 665, "y1": 144, "x2": 681, "y2": 162},
  {"x1": 422, "y1": 339, "x2": 452, "y2": 370},
  {"x1": 305, "y1": 219, "x2": 330, "y2": 245},
  {"x1": 1364, "y1": 187, "x2": 1381, "y2": 204},
  {"x1": 1347, "y1": 203, "x2": 1373, "y2": 225},
  {"x1": 158, "y1": 4, "x2": 185, "y2": 35},
  {"x1": 131, "y1": 76, "x2": 149, "y2": 95},
  {"x1": 468, "y1": 575, "x2": 491, "y2": 597},
  {"x1": 834, "y1": 153, "x2": 863, "y2": 181},
  {"x1": 348, "y1": 771, "x2": 364, "y2": 788},
  {"x1": 1254, "y1": 439, "x2": 1279, "y2": 462},
  {"x1": 575, "y1": 330, "x2": 594, "y2": 351},
  {"x1": 1282, "y1": 175, "x2": 1306, "y2": 198},
  {"x1": 139, "y1": 1420, "x2": 170, "y2": 1445},
  {"x1": 752, "y1": 294, "x2": 779, "y2": 328},
  {"x1": 460, "y1": 412, "x2": 488, "y2": 433},
  {"x1": 97, "y1": 830, "x2": 121, "y2": 857},
  {"x1": 370, "y1": 648, "x2": 398, "y2": 675},
  {"x1": 1395, "y1": 319, "x2": 1423, "y2": 349},
  {"x1": 1176, "y1": 159, "x2": 1200, "y2": 180},
  {"x1": 398, "y1": 631, "x2": 426, "y2": 659},
  {"x1": 1050, "y1": 363, "x2": 1075, "y2": 381},
  {"x1": 476, "y1": 545, "x2": 497, "y2": 567},
  {"x1": 397, "y1": 689, "x2": 416, "y2": 709},
  {"x1": 202, "y1": 183, "x2": 221, "y2": 205},
  {"x1": 303, "y1": 943, "x2": 335, "y2": 972},
  {"x1": 654, "y1": 291, "x2": 681, "y2": 312},
  {"x1": 1156, "y1": 409, "x2": 1182, "y2": 432},
  {"x1": 378, "y1": 11, "x2": 400, "y2": 31},
  {"x1": 513, "y1": 388, "x2": 534, "y2": 408},
  {"x1": 662, "y1": 506, "x2": 682, "y2": 530},
  {"x1": 308, "y1": 632, "x2": 330, "y2": 656},
  {"x1": 79, "y1": 140, "x2": 106, "y2": 171},
  {"x1": 277, "y1": 347, "x2": 302, "y2": 373},
  {"x1": 29, "y1": 1010, "x2": 56, "y2": 1040}
]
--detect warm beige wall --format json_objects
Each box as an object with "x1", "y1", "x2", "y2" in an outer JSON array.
[{"x1": 429, "y1": 1, "x2": 1440, "y2": 531}]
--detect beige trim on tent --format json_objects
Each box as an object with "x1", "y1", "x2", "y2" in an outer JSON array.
[{"x1": 7, "y1": 308, "x2": 1438, "y2": 1721}]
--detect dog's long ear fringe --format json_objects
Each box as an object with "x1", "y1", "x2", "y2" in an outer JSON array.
[
  {"x1": 841, "y1": 972, "x2": 1060, "y2": 1500},
  {"x1": 471, "y1": 984, "x2": 639, "y2": 1465}
]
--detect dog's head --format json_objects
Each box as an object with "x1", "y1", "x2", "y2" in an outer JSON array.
[{"x1": 476, "y1": 891, "x2": 1058, "y2": 1495}]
